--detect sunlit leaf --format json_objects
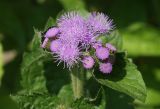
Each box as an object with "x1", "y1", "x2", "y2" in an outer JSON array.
[
  {"x1": 21, "y1": 29, "x2": 52, "y2": 92},
  {"x1": 44, "y1": 17, "x2": 55, "y2": 31},
  {"x1": 122, "y1": 23, "x2": 160, "y2": 56},
  {"x1": 58, "y1": 84, "x2": 74, "y2": 106},
  {"x1": 98, "y1": 30, "x2": 123, "y2": 51},
  {"x1": 71, "y1": 98, "x2": 96, "y2": 109},
  {"x1": 12, "y1": 92, "x2": 61, "y2": 109},
  {"x1": 93, "y1": 52, "x2": 147, "y2": 102},
  {"x1": 59, "y1": 0, "x2": 86, "y2": 11}
]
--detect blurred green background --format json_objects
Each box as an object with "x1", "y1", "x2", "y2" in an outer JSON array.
[{"x1": 0, "y1": 0, "x2": 160, "y2": 109}]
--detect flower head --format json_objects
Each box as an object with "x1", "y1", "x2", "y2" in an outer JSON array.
[
  {"x1": 50, "y1": 40, "x2": 61, "y2": 52},
  {"x1": 41, "y1": 11, "x2": 116, "y2": 71},
  {"x1": 45, "y1": 27, "x2": 59, "y2": 38},
  {"x1": 87, "y1": 12, "x2": 113, "y2": 36},
  {"x1": 99, "y1": 62, "x2": 112, "y2": 74},
  {"x1": 96, "y1": 47, "x2": 109, "y2": 60},
  {"x1": 41, "y1": 27, "x2": 59, "y2": 48},
  {"x1": 55, "y1": 44, "x2": 80, "y2": 68},
  {"x1": 106, "y1": 43, "x2": 116, "y2": 52},
  {"x1": 82, "y1": 56, "x2": 95, "y2": 69},
  {"x1": 58, "y1": 12, "x2": 88, "y2": 45},
  {"x1": 92, "y1": 41, "x2": 102, "y2": 49}
]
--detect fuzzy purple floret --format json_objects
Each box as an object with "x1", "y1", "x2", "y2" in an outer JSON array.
[
  {"x1": 92, "y1": 41, "x2": 102, "y2": 49},
  {"x1": 96, "y1": 47, "x2": 109, "y2": 60},
  {"x1": 106, "y1": 43, "x2": 116, "y2": 52},
  {"x1": 99, "y1": 63, "x2": 112, "y2": 74},
  {"x1": 50, "y1": 40, "x2": 61, "y2": 52},
  {"x1": 82, "y1": 56, "x2": 95, "y2": 69},
  {"x1": 45, "y1": 27, "x2": 59, "y2": 38},
  {"x1": 58, "y1": 12, "x2": 89, "y2": 45},
  {"x1": 55, "y1": 44, "x2": 80, "y2": 68},
  {"x1": 87, "y1": 12, "x2": 113, "y2": 36}
]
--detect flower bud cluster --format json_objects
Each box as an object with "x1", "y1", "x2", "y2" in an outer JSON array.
[{"x1": 41, "y1": 11, "x2": 116, "y2": 73}]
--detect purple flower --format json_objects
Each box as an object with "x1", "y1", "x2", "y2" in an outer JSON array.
[
  {"x1": 50, "y1": 40, "x2": 61, "y2": 52},
  {"x1": 99, "y1": 62, "x2": 112, "y2": 74},
  {"x1": 87, "y1": 12, "x2": 113, "y2": 36},
  {"x1": 92, "y1": 41, "x2": 102, "y2": 49},
  {"x1": 41, "y1": 11, "x2": 116, "y2": 70},
  {"x1": 57, "y1": 12, "x2": 89, "y2": 45},
  {"x1": 55, "y1": 44, "x2": 80, "y2": 69},
  {"x1": 45, "y1": 27, "x2": 59, "y2": 38},
  {"x1": 82, "y1": 56, "x2": 95, "y2": 69},
  {"x1": 41, "y1": 27, "x2": 59, "y2": 48},
  {"x1": 106, "y1": 43, "x2": 116, "y2": 52},
  {"x1": 96, "y1": 47, "x2": 109, "y2": 60}
]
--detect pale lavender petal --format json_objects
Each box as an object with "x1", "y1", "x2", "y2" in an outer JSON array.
[
  {"x1": 99, "y1": 62, "x2": 112, "y2": 74},
  {"x1": 50, "y1": 40, "x2": 61, "y2": 52},
  {"x1": 106, "y1": 43, "x2": 117, "y2": 52},
  {"x1": 45, "y1": 27, "x2": 59, "y2": 38},
  {"x1": 82, "y1": 56, "x2": 95, "y2": 69},
  {"x1": 96, "y1": 47, "x2": 109, "y2": 60}
]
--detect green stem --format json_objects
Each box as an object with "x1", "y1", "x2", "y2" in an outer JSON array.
[{"x1": 70, "y1": 66, "x2": 85, "y2": 99}]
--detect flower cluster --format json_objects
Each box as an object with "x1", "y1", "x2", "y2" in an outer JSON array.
[{"x1": 41, "y1": 11, "x2": 116, "y2": 74}]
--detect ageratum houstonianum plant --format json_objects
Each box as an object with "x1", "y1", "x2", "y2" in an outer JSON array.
[
  {"x1": 41, "y1": 11, "x2": 116, "y2": 98},
  {"x1": 42, "y1": 12, "x2": 114, "y2": 70},
  {"x1": 39, "y1": 11, "x2": 147, "y2": 102}
]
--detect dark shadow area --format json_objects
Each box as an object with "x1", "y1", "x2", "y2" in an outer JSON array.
[
  {"x1": 0, "y1": 0, "x2": 63, "y2": 52},
  {"x1": 0, "y1": 88, "x2": 18, "y2": 109},
  {"x1": 0, "y1": 0, "x2": 63, "y2": 94},
  {"x1": 94, "y1": 53, "x2": 126, "y2": 82},
  {"x1": 44, "y1": 61, "x2": 70, "y2": 94},
  {"x1": 85, "y1": 0, "x2": 148, "y2": 28},
  {"x1": 105, "y1": 87, "x2": 134, "y2": 109},
  {"x1": 134, "y1": 103, "x2": 160, "y2": 109},
  {"x1": 1, "y1": 54, "x2": 22, "y2": 93},
  {"x1": 86, "y1": 77, "x2": 102, "y2": 105},
  {"x1": 134, "y1": 56, "x2": 160, "y2": 91}
]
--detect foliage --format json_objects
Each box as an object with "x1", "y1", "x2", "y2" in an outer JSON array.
[
  {"x1": 0, "y1": 0, "x2": 160, "y2": 109},
  {"x1": 122, "y1": 23, "x2": 160, "y2": 56},
  {"x1": 10, "y1": 17, "x2": 146, "y2": 108},
  {"x1": 93, "y1": 52, "x2": 147, "y2": 102}
]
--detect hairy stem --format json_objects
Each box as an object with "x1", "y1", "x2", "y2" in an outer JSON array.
[{"x1": 70, "y1": 66, "x2": 85, "y2": 99}]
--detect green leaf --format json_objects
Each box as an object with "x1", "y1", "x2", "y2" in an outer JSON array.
[
  {"x1": 21, "y1": 29, "x2": 52, "y2": 92},
  {"x1": 107, "y1": 30, "x2": 123, "y2": 51},
  {"x1": 58, "y1": 84, "x2": 74, "y2": 106},
  {"x1": 71, "y1": 98, "x2": 96, "y2": 109},
  {"x1": 122, "y1": 23, "x2": 160, "y2": 56},
  {"x1": 0, "y1": 43, "x2": 3, "y2": 85},
  {"x1": 136, "y1": 58, "x2": 160, "y2": 107},
  {"x1": 44, "y1": 17, "x2": 55, "y2": 31},
  {"x1": 104, "y1": 87, "x2": 134, "y2": 109},
  {"x1": 0, "y1": 96, "x2": 18, "y2": 109},
  {"x1": 0, "y1": 88, "x2": 19, "y2": 109},
  {"x1": 21, "y1": 27, "x2": 69, "y2": 94},
  {"x1": 98, "y1": 30, "x2": 123, "y2": 51},
  {"x1": 93, "y1": 52, "x2": 147, "y2": 102},
  {"x1": 58, "y1": 0, "x2": 86, "y2": 11},
  {"x1": 44, "y1": 60, "x2": 70, "y2": 94},
  {"x1": 12, "y1": 91, "x2": 97, "y2": 109},
  {"x1": 12, "y1": 92, "x2": 61, "y2": 109}
]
